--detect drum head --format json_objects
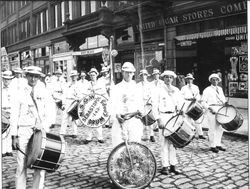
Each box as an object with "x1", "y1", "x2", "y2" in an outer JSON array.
[
  {"x1": 107, "y1": 142, "x2": 156, "y2": 189},
  {"x1": 216, "y1": 106, "x2": 236, "y2": 124},
  {"x1": 164, "y1": 115, "x2": 183, "y2": 137},
  {"x1": 26, "y1": 130, "x2": 43, "y2": 168},
  {"x1": 78, "y1": 94, "x2": 110, "y2": 128}
]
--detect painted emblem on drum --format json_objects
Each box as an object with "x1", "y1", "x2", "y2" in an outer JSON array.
[{"x1": 78, "y1": 94, "x2": 110, "y2": 128}]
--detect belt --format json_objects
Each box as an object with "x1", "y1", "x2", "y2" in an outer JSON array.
[
  {"x1": 55, "y1": 91, "x2": 63, "y2": 93},
  {"x1": 18, "y1": 125, "x2": 34, "y2": 127},
  {"x1": 185, "y1": 98, "x2": 195, "y2": 101},
  {"x1": 2, "y1": 107, "x2": 10, "y2": 110},
  {"x1": 66, "y1": 98, "x2": 76, "y2": 100},
  {"x1": 160, "y1": 111, "x2": 174, "y2": 114},
  {"x1": 209, "y1": 104, "x2": 223, "y2": 106}
]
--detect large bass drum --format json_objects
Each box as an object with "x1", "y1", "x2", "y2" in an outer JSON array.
[
  {"x1": 216, "y1": 105, "x2": 244, "y2": 131},
  {"x1": 78, "y1": 94, "x2": 110, "y2": 128},
  {"x1": 164, "y1": 114, "x2": 195, "y2": 148},
  {"x1": 26, "y1": 130, "x2": 66, "y2": 172},
  {"x1": 107, "y1": 142, "x2": 156, "y2": 189}
]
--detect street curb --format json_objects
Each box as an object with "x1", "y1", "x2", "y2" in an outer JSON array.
[{"x1": 202, "y1": 128, "x2": 248, "y2": 139}]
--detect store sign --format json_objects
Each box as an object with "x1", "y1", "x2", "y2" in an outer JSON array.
[
  {"x1": 176, "y1": 40, "x2": 197, "y2": 47},
  {"x1": 74, "y1": 48, "x2": 104, "y2": 56},
  {"x1": 135, "y1": 0, "x2": 246, "y2": 31},
  {"x1": 225, "y1": 34, "x2": 247, "y2": 41}
]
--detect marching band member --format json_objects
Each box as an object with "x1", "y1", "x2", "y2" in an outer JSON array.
[
  {"x1": 201, "y1": 73, "x2": 227, "y2": 153},
  {"x1": 60, "y1": 70, "x2": 79, "y2": 138},
  {"x1": 84, "y1": 68, "x2": 107, "y2": 144},
  {"x1": 153, "y1": 70, "x2": 184, "y2": 175},
  {"x1": 110, "y1": 62, "x2": 144, "y2": 148},
  {"x1": 181, "y1": 73, "x2": 206, "y2": 139},
  {"x1": 2, "y1": 70, "x2": 14, "y2": 157},
  {"x1": 151, "y1": 68, "x2": 164, "y2": 132},
  {"x1": 10, "y1": 66, "x2": 53, "y2": 189},
  {"x1": 137, "y1": 69, "x2": 155, "y2": 142},
  {"x1": 76, "y1": 71, "x2": 90, "y2": 100}
]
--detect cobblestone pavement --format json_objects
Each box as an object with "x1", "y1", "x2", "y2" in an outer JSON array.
[{"x1": 2, "y1": 125, "x2": 249, "y2": 189}]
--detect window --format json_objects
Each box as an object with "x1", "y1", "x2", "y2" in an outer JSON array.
[
  {"x1": 61, "y1": 1, "x2": 65, "y2": 23},
  {"x1": 1, "y1": 29, "x2": 7, "y2": 47},
  {"x1": 90, "y1": 1, "x2": 96, "y2": 13},
  {"x1": 81, "y1": 1, "x2": 86, "y2": 16},
  {"x1": 69, "y1": 1, "x2": 73, "y2": 20},
  {"x1": 34, "y1": 9, "x2": 48, "y2": 34},
  {"x1": 55, "y1": 4, "x2": 58, "y2": 28}
]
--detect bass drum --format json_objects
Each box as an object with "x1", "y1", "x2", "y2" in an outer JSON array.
[
  {"x1": 26, "y1": 130, "x2": 66, "y2": 172},
  {"x1": 107, "y1": 142, "x2": 157, "y2": 189}
]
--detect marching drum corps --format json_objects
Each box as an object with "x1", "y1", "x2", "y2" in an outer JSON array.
[{"x1": 1, "y1": 61, "x2": 244, "y2": 189}]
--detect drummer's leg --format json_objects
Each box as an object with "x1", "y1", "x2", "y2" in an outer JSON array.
[
  {"x1": 72, "y1": 119, "x2": 78, "y2": 136},
  {"x1": 169, "y1": 141, "x2": 178, "y2": 166},
  {"x1": 96, "y1": 126, "x2": 103, "y2": 141},
  {"x1": 6, "y1": 130, "x2": 12, "y2": 153},
  {"x1": 32, "y1": 170, "x2": 45, "y2": 189},
  {"x1": 215, "y1": 123, "x2": 224, "y2": 147},
  {"x1": 160, "y1": 133, "x2": 170, "y2": 167},
  {"x1": 207, "y1": 113, "x2": 216, "y2": 148},
  {"x1": 60, "y1": 110, "x2": 68, "y2": 135}
]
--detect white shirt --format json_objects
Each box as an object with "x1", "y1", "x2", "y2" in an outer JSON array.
[
  {"x1": 76, "y1": 79, "x2": 91, "y2": 99},
  {"x1": 2, "y1": 84, "x2": 12, "y2": 110},
  {"x1": 181, "y1": 83, "x2": 201, "y2": 100},
  {"x1": 87, "y1": 80, "x2": 108, "y2": 98},
  {"x1": 201, "y1": 85, "x2": 226, "y2": 109},
  {"x1": 137, "y1": 80, "x2": 153, "y2": 104},
  {"x1": 10, "y1": 82, "x2": 54, "y2": 136}
]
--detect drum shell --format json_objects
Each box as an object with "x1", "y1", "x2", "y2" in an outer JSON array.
[
  {"x1": 186, "y1": 101, "x2": 203, "y2": 121},
  {"x1": 216, "y1": 105, "x2": 244, "y2": 131},
  {"x1": 164, "y1": 115, "x2": 195, "y2": 148},
  {"x1": 67, "y1": 101, "x2": 79, "y2": 120},
  {"x1": 26, "y1": 130, "x2": 66, "y2": 172}
]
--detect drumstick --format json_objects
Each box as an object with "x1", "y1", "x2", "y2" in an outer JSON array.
[
  {"x1": 216, "y1": 112, "x2": 229, "y2": 117},
  {"x1": 172, "y1": 102, "x2": 185, "y2": 127},
  {"x1": 16, "y1": 145, "x2": 27, "y2": 157}
]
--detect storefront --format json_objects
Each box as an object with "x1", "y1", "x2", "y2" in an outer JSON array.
[{"x1": 8, "y1": 51, "x2": 20, "y2": 70}]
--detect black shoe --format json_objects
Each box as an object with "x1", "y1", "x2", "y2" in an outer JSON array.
[
  {"x1": 150, "y1": 136, "x2": 156, "y2": 142},
  {"x1": 98, "y1": 140, "x2": 104, "y2": 143},
  {"x1": 154, "y1": 128, "x2": 159, "y2": 132},
  {"x1": 210, "y1": 147, "x2": 219, "y2": 153},
  {"x1": 160, "y1": 167, "x2": 169, "y2": 175},
  {"x1": 2, "y1": 153, "x2": 6, "y2": 157},
  {"x1": 50, "y1": 124, "x2": 55, "y2": 129},
  {"x1": 169, "y1": 165, "x2": 180, "y2": 175},
  {"x1": 216, "y1": 146, "x2": 226, "y2": 151},
  {"x1": 71, "y1": 135, "x2": 77, "y2": 138},
  {"x1": 6, "y1": 152, "x2": 13, "y2": 157},
  {"x1": 199, "y1": 135, "x2": 206, "y2": 139},
  {"x1": 84, "y1": 140, "x2": 91, "y2": 144}
]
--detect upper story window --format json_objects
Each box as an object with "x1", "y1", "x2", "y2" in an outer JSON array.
[
  {"x1": 90, "y1": 1, "x2": 96, "y2": 13},
  {"x1": 68, "y1": 1, "x2": 73, "y2": 20},
  {"x1": 81, "y1": 1, "x2": 86, "y2": 16},
  {"x1": 19, "y1": 17, "x2": 30, "y2": 40},
  {"x1": 34, "y1": 9, "x2": 48, "y2": 35}
]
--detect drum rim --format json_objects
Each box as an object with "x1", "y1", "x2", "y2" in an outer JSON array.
[
  {"x1": 216, "y1": 105, "x2": 237, "y2": 124},
  {"x1": 163, "y1": 114, "x2": 184, "y2": 136},
  {"x1": 107, "y1": 141, "x2": 157, "y2": 189},
  {"x1": 78, "y1": 93, "x2": 110, "y2": 128}
]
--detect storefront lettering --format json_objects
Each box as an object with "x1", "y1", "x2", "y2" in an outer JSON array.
[
  {"x1": 136, "y1": 21, "x2": 156, "y2": 30},
  {"x1": 220, "y1": 1, "x2": 247, "y2": 15},
  {"x1": 182, "y1": 9, "x2": 213, "y2": 22}
]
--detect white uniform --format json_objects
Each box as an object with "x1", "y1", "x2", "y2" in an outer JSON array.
[
  {"x1": 60, "y1": 81, "x2": 78, "y2": 135},
  {"x1": 110, "y1": 80, "x2": 144, "y2": 147},
  {"x1": 10, "y1": 82, "x2": 53, "y2": 189},
  {"x1": 85, "y1": 80, "x2": 108, "y2": 141},
  {"x1": 137, "y1": 80, "x2": 154, "y2": 140},
  {"x1": 201, "y1": 85, "x2": 226, "y2": 148},
  {"x1": 2, "y1": 83, "x2": 12, "y2": 155},
  {"x1": 9, "y1": 77, "x2": 27, "y2": 93},
  {"x1": 153, "y1": 85, "x2": 184, "y2": 167},
  {"x1": 98, "y1": 74, "x2": 113, "y2": 96},
  {"x1": 76, "y1": 78, "x2": 91, "y2": 100},
  {"x1": 181, "y1": 84, "x2": 204, "y2": 136}
]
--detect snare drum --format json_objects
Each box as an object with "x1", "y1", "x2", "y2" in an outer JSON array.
[
  {"x1": 164, "y1": 115, "x2": 195, "y2": 148},
  {"x1": 67, "y1": 100, "x2": 79, "y2": 120},
  {"x1": 26, "y1": 129, "x2": 66, "y2": 172},
  {"x1": 186, "y1": 101, "x2": 204, "y2": 121},
  {"x1": 141, "y1": 104, "x2": 156, "y2": 126},
  {"x1": 216, "y1": 105, "x2": 244, "y2": 131},
  {"x1": 2, "y1": 110, "x2": 10, "y2": 134}
]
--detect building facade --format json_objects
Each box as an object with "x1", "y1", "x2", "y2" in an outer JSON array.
[{"x1": 0, "y1": 0, "x2": 247, "y2": 107}]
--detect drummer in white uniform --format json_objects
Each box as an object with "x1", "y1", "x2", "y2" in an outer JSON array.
[
  {"x1": 2, "y1": 70, "x2": 15, "y2": 157},
  {"x1": 84, "y1": 68, "x2": 108, "y2": 144},
  {"x1": 10, "y1": 66, "x2": 53, "y2": 189},
  {"x1": 137, "y1": 69, "x2": 155, "y2": 142},
  {"x1": 76, "y1": 71, "x2": 90, "y2": 100},
  {"x1": 110, "y1": 62, "x2": 144, "y2": 148},
  {"x1": 181, "y1": 73, "x2": 206, "y2": 139},
  {"x1": 153, "y1": 70, "x2": 184, "y2": 175},
  {"x1": 201, "y1": 73, "x2": 227, "y2": 153},
  {"x1": 60, "y1": 70, "x2": 78, "y2": 138}
]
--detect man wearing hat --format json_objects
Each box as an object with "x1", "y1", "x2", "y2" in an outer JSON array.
[
  {"x1": 153, "y1": 70, "x2": 185, "y2": 175},
  {"x1": 60, "y1": 70, "x2": 79, "y2": 138},
  {"x1": 98, "y1": 66, "x2": 113, "y2": 96},
  {"x1": 10, "y1": 66, "x2": 54, "y2": 189},
  {"x1": 2, "y1": 70, "x2": 14, "y2": 157},
  {"x1": 137, "y1": 69, "x2": 156, "y2": 142},
  {"x1": 9, "y1": 67, "x2": 27, "y2": 93},
  {"x1": 76, "y1": 71, "x2": 90, "y2": 100},
  {"x1": 84, "y1": 68, "x2": 108, "y2": 144},
  {"x1": 110, "y1": 62, "x2": 144, "y2": 147},
  {"x1": 201, "y1": 73, "x2": 227, "y2": 153},
  {"x1": 151, "y1": 68, "x2": 164, "y2": 132},
  {"x1": 181, "y1": 73, "x2": 206, "y2": 139}
]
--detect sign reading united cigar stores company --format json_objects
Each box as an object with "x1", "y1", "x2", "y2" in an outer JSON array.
[{"x1": 135, "y1": 0, "x2": 247, "y2": 31}]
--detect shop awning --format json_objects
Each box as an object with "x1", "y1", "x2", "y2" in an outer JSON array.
[{"x1": 175, "y1": 25, "x2": 247, "y2": 41}]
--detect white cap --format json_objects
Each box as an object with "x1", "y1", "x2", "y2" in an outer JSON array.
[
  {"x1": 122, "y1": 62, "x2": 136, "y2": 72},
  {"x1": 2, "y1": 70, "x2": 14, "y2": 79},
  {"x1": 70, "y1": 70, "x2": 78, "y2": 77},
  {"x1": 55, "y1": 69, "x2": 62, "y2": 75},
  {"x1": 100, "y1": 66, "x2": 109, "y2": 73},
  {"x1": 80, "y1": 71, "x2": 86, "y2": 76},
  {"x1": 24, "y1": 66, "x2": 43, "y2": 76},
  {"x1": 185, "y1": 73, "x2": 194, "y2": 80},
  {"x1": 161, "y1": 70, "x2": 177, "y2": 78},
  {"x1": 13, "y1": 67, "x2": 23, "y2": 73},
  {"x1": 88, "y1": 68, "x2": 99, "y2": 76},
  {"x1": 152, "y1": 68, "x2": 160, "y2": 75},
  {"x1": 139, "y1": 69, "x2": 148, "y2": 76},
  {"x1": 208, "y1": 73, "x2": 221, "y2": 82}
]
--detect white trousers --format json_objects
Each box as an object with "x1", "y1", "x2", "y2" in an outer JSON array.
[
  {"x1": 142, "y1": 124, "x2": 154, "y2": 140},
  {"x1": 207, "y1": 111, "x2": 224, "y2": 148},
  {"x1": 186, "y1": 116, "x2": 204, "y2": 136},
  {"x1": 159, "y1": 113, "x2": 178, "y2": 167},
  {"x1": 2, "y1": 127, "x2": 12, "y2": 154},
  {"x1": 86, "y1": 126, "x2": 103, "y2": 141},
  {"x1": 111, "y1": 117, "x2": 143, "y2": 148},
  {"x1": 16, "y1": 127, "x2": 45, "y2": 189}
]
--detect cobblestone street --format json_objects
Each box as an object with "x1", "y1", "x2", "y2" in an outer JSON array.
[{"x1": 2, "y1": 124, "x2": 249, "y2": 189}]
